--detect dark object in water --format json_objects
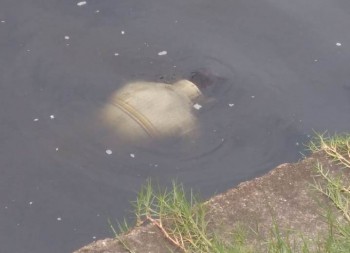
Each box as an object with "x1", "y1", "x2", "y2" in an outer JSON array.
[
  {"x1": 190, "y1": 69, "x2": 214, "y2": 89},
  {"x1": 190, "y1": 69, "x2": 227, "y2": 97}
]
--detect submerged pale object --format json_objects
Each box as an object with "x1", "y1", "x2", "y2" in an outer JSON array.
[{"x1": 101, "y1": 79, "x2": 202, "y2": 143}]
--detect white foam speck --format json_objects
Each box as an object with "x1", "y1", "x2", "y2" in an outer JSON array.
[
  {"x1": 193, "y1": 103, "x2": 202, "y2": 110},
  {"x1": 64, "y1": 36, "x2": 70, "y2": 40},
  {"x1": 106, "y1": 149, "x2": 112, "y2": 155},
  {"x1": 251, "y1": 95, "x2": 255, "y2": 98},
  {"x1": 29, "y1": 201, "x2": 33, "y2": 205},
  {"x1": 26, "y1": 49, "x2": 31, "y2": 52},
  {"x1": 336, "y1": 42, "x2": 342, "y2": 47},
  {"x1": 57, "y1": 217, "x2": 62, "y2": 221},
  {"x1": 314, "y1": 59, "x2": 318, "y2": 62},
  {"x1": 92, "y1": 236, "x2": 97, "y2": 240},
  {"x1": 55, "y1": 147, "x2": 59, "y2": 151},
  {"x1": 77, "y1": 1, "x2": 87, "y2": 6},
  {"x1": 114, "y1": 53, "x2": 119, "y2": 56},
  {"x1": 50, "y1": 115, "x2": 55, "y2": 119},
  {"x1": 121, "y1": 30, "x2": 125, "y2": 35},
  {"x1": 158, "y1": 51, "x2": 167, "y2": 56},
  {"x1": 95, "y1": 10, "x2": 100, "y2": 13},
  {"x1": 130, "y1": 153, "x2": 135, "y2": 158},
  {"x1": 33, "y1": 118, "x2": 39, "y2": 122},
  {"x1": 1, "y1": 20, "x2": 5, "y2": 23},
  {"x1": 228, "y1": 103, "x2": 234, "y2": 107}
]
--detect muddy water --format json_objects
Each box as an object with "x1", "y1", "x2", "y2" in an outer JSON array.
[{"x1": 1, "y1": 0, "x2": 350, "y2": 252}]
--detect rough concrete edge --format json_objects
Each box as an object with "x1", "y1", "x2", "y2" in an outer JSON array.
[{"x1": 73, "y1": 152, "x2": 340, "y2": 253}]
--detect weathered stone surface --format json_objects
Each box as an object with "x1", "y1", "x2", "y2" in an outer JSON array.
[
  {"x1": 74, "y1": 224, "x2": 178, "y2": 253},
  {"x1": 73, "y1": 152, "x2": 342, "y2": 252},
  {"x1": 206, "y1": 152, "x2": 340, "y2": 248}
]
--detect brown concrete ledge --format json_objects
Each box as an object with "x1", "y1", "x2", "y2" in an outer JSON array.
[{"x1": 73, "y1": 152, "x2": 342, "y2": 253}]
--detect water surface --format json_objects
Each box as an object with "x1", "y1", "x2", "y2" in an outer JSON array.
[{"x1": 1, "y1": 0, "x2": 350, "y2": 252}]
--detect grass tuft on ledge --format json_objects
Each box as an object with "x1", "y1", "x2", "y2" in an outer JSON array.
[{"x1": 134, "y1": 180, "x2": 239, "y2": 252}]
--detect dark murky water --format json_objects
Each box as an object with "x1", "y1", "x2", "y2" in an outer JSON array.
[{"x1": 1, "y1": 0, "x2": 350, "y2": 252}]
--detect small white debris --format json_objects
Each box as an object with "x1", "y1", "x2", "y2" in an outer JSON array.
[
  {"x1": 64, "y1": 36, "x2": 70, "y2": 40},
  {"x1": 77, "y1": 1, "x2": 87, "y2": 6},
  {"x1": 130, "y1": 153, "x2": 135, "y2": 158},
  {"x1": 55, "y1": 147, "x2": 59, "y2": 151},
  {"x1": 33, "y1": 118, "x2": 39, "y2": 122},
  {"x1": 5, "y1": 206, "x2": 8, "y2": 209},
  {"x1": 1, "y1": 20, "x2": 5, "y2": 23},
  {"x1": 158, "y1": 51, "x2": 167, "y2": 56},
  {"x1": 193, "y1": 103, "x2": 202, "y2": 110},
  {"x1": 105, "y1": 149, "x2": 112, "y2": 155},
  {"x1": 114, "y1": 53, "x2": 119, "y2": 56},
  {"x1": 95, "y1": 10, "x2": 100, "y2": 13},
  {"x1": 57, "y1": 217, "x2": 62, "y2": 221},
  {"x1": 29, "y1": 201, "x2": 33, "y2": 205},
  {"x1": 92, "y1": 236, "x2": 97, "y2": 240},
  {"x1": 154, "y1": 164, "x2": 158, "y2": 168},
  {"x1": 251, "y1": 95, "x2": 255, "y2": 99},
  {"x1": 50, "y1": 115, "x2": 55, "y2": 119},
  {"x1": 296, "y1": 142, "x2": 300, "y2": 146},
  {"x1": 228, "y1": 103, "x2": 234, "y2": 107},
  {"x1": 336, "y1": 42, "x2": 342, "y2": 47},
  {"x1": 121, "y1": 30, "x2": 125, "y2": 35},
  {"x1": 26, "y1": 49, "x2": 31, "y2": 52},
  {"x1": 314, "y1": 59, "x2": 318, "y2": 62}
]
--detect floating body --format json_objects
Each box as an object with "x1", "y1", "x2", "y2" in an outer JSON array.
[{"x1": 101, "y1": 79, "x2": 202, "y2": 144}]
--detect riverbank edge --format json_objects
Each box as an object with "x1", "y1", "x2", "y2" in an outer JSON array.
[{"x1": 73, "y1": 151, "x2": 342, "y2": 253}]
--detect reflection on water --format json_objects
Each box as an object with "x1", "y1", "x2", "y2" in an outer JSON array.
[{"x1": 1, "y1": 0, "x2": 350, "y2": 253}]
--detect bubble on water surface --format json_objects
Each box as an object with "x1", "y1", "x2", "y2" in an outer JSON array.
[
  {"x1": 193, "y1": 103, "x2": 202, "y2": 110},
  {"x1": 77, "y1": 1, "x2": 87, "y2": 6}
]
